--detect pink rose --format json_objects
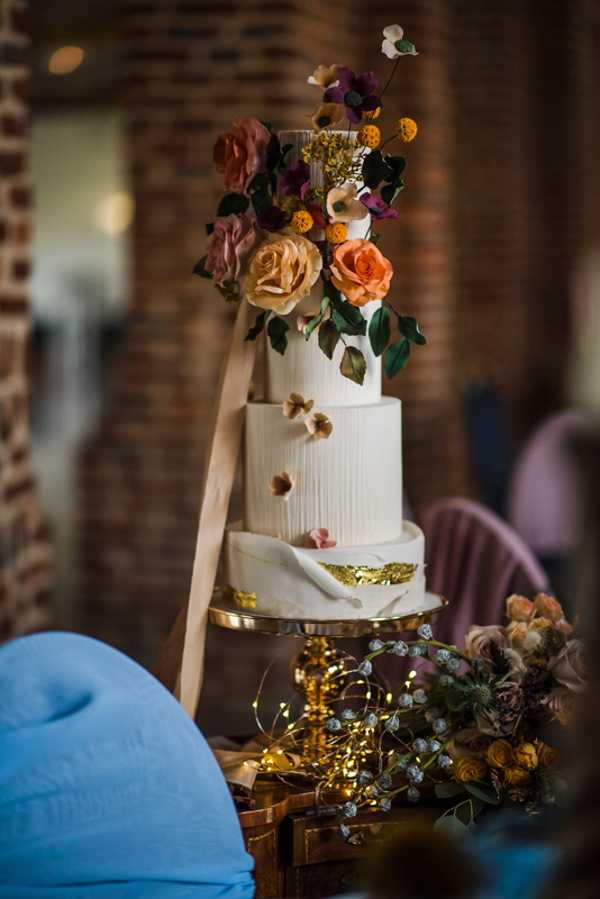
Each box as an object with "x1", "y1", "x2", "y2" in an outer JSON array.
[
  {"x1": 506, "y1": 594, "x2": 535, "y2": 622},
  {"x1": 533, "y1": 593, "x2": 564, "y2": 622},
  {"x1": 205, "y1": 214, "x2": 263, "y2": 287},
  {"x1": 464, "y1": 624, "x2": 507, "y2": 660},
  {"x1": 546, "y1": 687, "x2": 576, "y2": 724},
  {"x1": 308, "y1": 528, "x2": 336, "y2": 549},
  {"x1": 549, "y1": 639, "x2": 586, "y2": 693},
  {"x1": 213, "y1": 116, "x2": 271, "y2": 193}
]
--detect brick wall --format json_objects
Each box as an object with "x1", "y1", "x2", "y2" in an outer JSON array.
[
  {"x1": 0, "y1": 0, "x2": 53, "y2": 640},
  {"x1": 78, "y1": 1, "x2": 597, "y2": 724}
]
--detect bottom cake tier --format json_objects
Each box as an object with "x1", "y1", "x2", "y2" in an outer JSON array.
[{"x1": 224, "y1": 521, "x2": 428, "y2": 620}]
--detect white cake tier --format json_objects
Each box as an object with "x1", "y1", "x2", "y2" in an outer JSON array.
[
  {"x1": 225, "y1": 522, "x2": 427, "y2": 620},
  {"x1": 265, "y1": 130, "x2": 377, "y2": 406},
  {"x1": 265, "y1": 298, "x2": 382, "y2": 406},
  {"x1": 244, "y1": 397, "x2": 403, "y2": 547}
]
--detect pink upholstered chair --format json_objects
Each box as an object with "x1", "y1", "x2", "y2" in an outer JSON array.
[
  {"x1": 507, "y1": 409, "x2": 583, "y2": 557},
  {"x1": 422, "y1": 497, "x2": 550, "y2": 647}
]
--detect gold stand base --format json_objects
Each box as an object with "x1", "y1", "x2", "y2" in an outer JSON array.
[{"x1": 292, "y1": 636, "x2": 347, "y2": 764}]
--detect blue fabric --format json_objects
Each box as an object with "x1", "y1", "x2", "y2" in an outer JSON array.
[
  {"x1": 477, "y1": 844, "x2": 554, "y2": 899},
  {"x1": 0, "y1": 632, "x2": 255, "y2": 898}
]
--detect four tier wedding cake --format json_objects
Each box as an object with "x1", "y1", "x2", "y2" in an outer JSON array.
[{"x1": 196, "y1": 27, "x2": 435, "y2": 620}]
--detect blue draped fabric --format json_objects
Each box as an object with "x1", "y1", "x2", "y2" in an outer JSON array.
[{"x1": 0, "y1": 632, "x2": 255, "y2": 898}]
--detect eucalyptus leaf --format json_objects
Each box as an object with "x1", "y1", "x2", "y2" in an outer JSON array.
[
  {"x1": 464, "y1": 782, "x2": 501, "y2": 806},
  {"x1": 331, "y1": 297, "x2": 367, "y2": 336},
  {"x1": 368, "y1": 305, "x2": 391, "y2": 356},
  {"x1": 318, "y1": 319, "x2": 340, "y2": 359},
  {"x1": 267, "y1": 315, "x2": 290, "y2": 355},
  {"x1": 399, "y1": 315, "x2": 427, "y2": 345},
  {"x1": 362, "y1": 150, "x2": 393, "y2": 190},
  {"x1": 340, "y1": 346, "x2": 366, "y2": 385},
  {"x1": 434, "y1": 782, "x2": 466, "y2": 800},
  {"x1": 193, "y1": 256, "x2": 212, "y2": 278},
  {"x1": 245, "y1": 309, "x2": 270, "y2": 342},
  {"x1": 383, "y1": 338, "x2": 411, "y2": 378},
  {"x1": 216, "y1": 193, "x2": 249, "y2": 217},
  {"x1": 303, "y1": 295, "x2": 331, "y2": 341}
]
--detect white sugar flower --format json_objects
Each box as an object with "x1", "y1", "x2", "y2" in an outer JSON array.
[{"x1": 382, "y1": 24, "x2": 418, "y2": 59}]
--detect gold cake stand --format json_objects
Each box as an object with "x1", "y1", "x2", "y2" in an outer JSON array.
[{"x1": 208, "y1": 590, "x2": 448, "y2": 766}]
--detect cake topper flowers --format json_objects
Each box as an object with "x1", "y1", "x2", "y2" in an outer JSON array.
[{"x1": 195, "y1": 26, "x2": 426, "y2": 385}]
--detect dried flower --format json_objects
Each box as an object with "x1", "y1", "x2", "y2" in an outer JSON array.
[
  {"x1": 506, "y1": 594, "x2": 535, "y2": 622},
  {"x1": 506, "y1": 620, "x2": 542, "y2": 654},
  {"x1": 308, "y1": 528, "x2": 336, "y2": 549},
  {"x1": 283, "y1": 393, "x2": 314, "y2": 419},
  {"x1": 505, "y1": 766, "x2": 531, "y2": 787},
  {"x1": 454, "y1": 757, "x2": 488, "y2": 782},
  {"x1": 381, "y1": 25, "x2": 418, "y2": 59},
  {"x1": 534, "y1": 593, "x2": 564, "y2": 622},
  {"x1": 549, "y1": 640, "x2": 585, "y2": 693},
  {"x1": 546, "y1": 687, "x2": 575, "y2": 724},
  {"x1": 326, "y1": 184, "x2": 369, "y2": 223},
  {"x1": 513, "y1": 743, "x2": 538, "y2": 771},
  {"x1": 307, "y1": 64, "x2": 339, "y2": 89},
  {"x1": 305, "y1": 412, "x2": 333, "y2": 440},
  {"x1": 464, "y1": 624, "x2": 508, "y2": 660},
  {"x1": 269, "y1": 471, "x2": 294, "y2": 499},
  {"x1": 301, "y1": 131, "x2": 362, "y2": 188},
  {"x1": 309, "y1": 102, "x2": 345, "y2": 132}
]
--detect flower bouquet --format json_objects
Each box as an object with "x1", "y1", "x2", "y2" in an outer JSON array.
[
  {"x1": 194, "y1": 26, "x2": 426, "y2": 385},
  {"x1": 258, "y1": 593, "x2": 582, "y2": 839}
]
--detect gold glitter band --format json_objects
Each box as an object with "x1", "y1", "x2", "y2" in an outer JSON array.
[
  {"x1": 231, "y1": 589, "x2": 258, "y2": 610},
  {"x1": 318, "y1": 561, "x2": 418, "y2": 587}
]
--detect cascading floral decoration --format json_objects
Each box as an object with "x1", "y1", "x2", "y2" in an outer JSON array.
[
  {"x1": 255, "y1": 593, "x2": 582, "y2": 841},
  {"x1": 194, "y1": 26, "x2": 426, "y2": 385}
]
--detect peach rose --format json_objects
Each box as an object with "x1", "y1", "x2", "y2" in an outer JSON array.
[
  {"x1": 205, "y1": 214, "x2": 264, "y2": 287},
  {"x1": 213, "y1": 116, "x2": 271, "y2": 193},
  {"x1": 330, "y1": 239, "x2": 393, "y2": 307},
  {"x1": 243, "y1": 233, "x2": 323, "y2": 315},
  {"x1": 464, "y1": 624, "x2": 507, "y2": 660},
  {"x1": 506, "y1": 594, "x2": 535, "y2": 622},
  {"x1": 549, "y1": 639, "x2": 586, "y2": 693},
  {"x1": 533, "y1": 593, "x2": 564, "y2": 622}
]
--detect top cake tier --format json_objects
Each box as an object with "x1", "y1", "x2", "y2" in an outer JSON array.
[{"x1": 265, "y1": 130, "x2": 380, "y2": 406}]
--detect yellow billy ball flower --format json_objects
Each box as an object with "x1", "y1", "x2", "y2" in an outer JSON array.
[
  {"x1": 326, "y1": 222, "x2": 348, "y2": 244},
  {"x1": 396, "y1": 117, "x2": 418, "y2": 142},
  {"x1": 357, "y1": 124, "x2": 381, "y2": 149},
  {"x1": 364, "y1": 106, "x2": 381, "y2": 120},
  {"x1": 291, "y1": 209, "x2": 314, "y2": 234}
]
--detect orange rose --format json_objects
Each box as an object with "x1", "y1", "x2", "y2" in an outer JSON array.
[
  {"x1": 506, "y1": 594, "x2": 535, "y2": 622},
  {"x1": 330, "y1": 239, "x2": 393, "y2": 307},
  {"x1": 533, "y1": 593, "x2": 564, "y2": 622},
  {"x1": 213, "y1": 116, "x2": 271, "y2": 193}
]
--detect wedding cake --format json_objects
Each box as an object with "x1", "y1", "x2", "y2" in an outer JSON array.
[{"x1": 197, "y1": 32, "x2": 434, "y2": 619}]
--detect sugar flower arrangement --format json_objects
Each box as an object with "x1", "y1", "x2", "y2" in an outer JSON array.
[
  {"x1": 256, "y1": 593, "x2": 582, "y2": 839},
  {"x1": 194, "y1": 26, "x2": 426, "y2": 385}
]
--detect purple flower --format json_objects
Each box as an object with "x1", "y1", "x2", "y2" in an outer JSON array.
[
  {"x1": 257, "y1": 205, "x2": 288, "y2": 231},
  {"x1": 279, "y1": 160, "x2": 310, "y2": 198},
  {"x1": 360, "y1": 192, "x2": 400, "y2": 220},
  {"x1": 324, "y1": 67, "x2": 381, "y2": 123}
]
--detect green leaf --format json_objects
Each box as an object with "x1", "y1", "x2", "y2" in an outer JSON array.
[
  {"x1": 434, "y1": 815, "x2": 469, "y2": 838},
  {"x1": 368, "y1": 305, "x2": 391, "y2": 356},
  {"x1": 362, "y1": 150, "x2": 393, "y2": 190},
  {"x1": 380, "y1": 181, "x2": 404, "y2": 206},
  {"x1": 331, "y1": 297, "x2": 367, "y2": 336},
  {"x1": 216, "y1": 193, "x2": 249, "y2": 217},
  {"x1": 434, "y1": 782, "x2": 466, "y2": 800},
  {"x1": 464, "y1": 782, "x2": 501, "y2": 806},
  {"x1": 384, "y1": 155, "x2": 407, "y2": 181},
  {"x1": 383, "y1": 338, "x2": 411, "y2": 377},
  {"x1": 193, "y1": 256, "x2": 212, "y2": 278},
  {"x1": 394, "y1": 38, "x2": 417, "y2": 55},
  {"x1": 245, "y1": 310, "x2": 270, "y2": 341},
  {"x1": 303, "y1": 295, "x2": 331, "y2": 341},
  {"x1": 340, "y1": 346, "x2": 366, "y2": 385},
  {"x1": 318, "y1": 319, "x2": 340, "y2": 359},
  {"x1": 267, "y1": 315, "x2": 290, "y2": 355},
  {"x1": 399, "y1": 315, "x2": 427, "y2": 345}
]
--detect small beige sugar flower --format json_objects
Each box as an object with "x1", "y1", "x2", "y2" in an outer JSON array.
[
  {"x1": 270, "y1": 471, "x2": 295, "y2": 499},
  {"x1": 305, "y1": 412, "x2": 333, "y2": 440},
  {"x1": 282, "y1": 393, "x2": 314, "y2": 419}
]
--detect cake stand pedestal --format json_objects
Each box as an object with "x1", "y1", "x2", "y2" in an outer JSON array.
[{"x1": 208, "y1": 591, "x2": 448, "y2": 767}]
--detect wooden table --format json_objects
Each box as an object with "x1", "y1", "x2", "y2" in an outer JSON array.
[{"x1": 237, "y1": 779, "x2": 444, "y2": 898}]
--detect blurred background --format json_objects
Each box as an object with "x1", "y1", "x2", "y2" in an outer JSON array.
[{"x1": 1, "y1": 0, "x2": 599, "y2": 734}]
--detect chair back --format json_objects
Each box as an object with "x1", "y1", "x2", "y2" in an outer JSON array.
[
  {"x1": 422, "y1": 497, "x2": 550, "y2": 646},
  {"x1": 507, "y1": 409, "x2": 583, "y2": 555}
]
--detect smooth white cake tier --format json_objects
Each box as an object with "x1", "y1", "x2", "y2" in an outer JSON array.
[
  {"x1": 265, "y1": 298, "x2": 382, "y2": 406},
  {"x1": 244, "y1": 397, "x2": 403, "y2": 547},
  {"x1": 265, "y1": 130, "x2": 377, "y2": 406},
  {"x1": 225, "y1": 522, "x2": 427, "y2": 620}
]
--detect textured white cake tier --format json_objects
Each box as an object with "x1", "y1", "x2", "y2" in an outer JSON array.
[
  {"x1": 225, "y1": 522, "x2": 427, "y2": 620},
  {"x1": 265, "y1": 130, "x2": 377, "y2": 406},
  {"x1": 265, "y1": 298, "x2": 382, "y2": 406},
  {"x1": 245, "y1": 397, "x2": 403, "y2": 547}
]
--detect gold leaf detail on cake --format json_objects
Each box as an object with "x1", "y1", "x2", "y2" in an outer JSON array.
[
  {"x1": 319, "y1": 562, "x2": 418, "y2": 587},
  {"x1": 232, "y1": 589, "x2": 258, "y2": 609}
]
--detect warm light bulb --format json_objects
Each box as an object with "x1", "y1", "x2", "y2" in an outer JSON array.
[
  {"x1": 96, "y1": 192, "x2": 135, "y2": 235},
  {"x1": 48, "y1": 46, "x2": 85, "y2": 75}
]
